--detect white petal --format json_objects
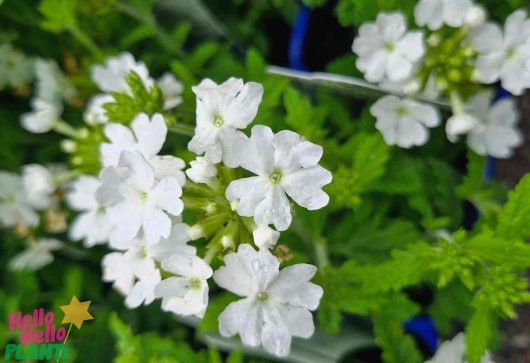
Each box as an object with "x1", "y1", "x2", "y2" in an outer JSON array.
[
  {"x1": 132, "y1": 113, "x2": 167, "y2": 159},
  {"x1": 150, "y1": 155, "x2": 186, "y2": 185},
  {"x1": 261, "y1": 305, "x2": 292, "y2": 357},
  {"x1": 218, "y1": 299, "x2": 261, "y2": 347},
  {"x1": 150, "y1": 177, "x2": 183, "y2": 215},
  {"x1": 224, "y1": 81, "x2": 263, "y2": 129},
  {"x1": 269, "y1": 264, "x2": 323, "y2": 310},
  {"x1": 282, "y1": 166, "x2": 332, "y2": 210},
  {"x1": 254, "y1": 186, "x2": 292, "y2": 231},
  {"x1": 226, "y1": 176, "x2": 271, "y2": 217},
  {"x1": 142, "y1": 206, "x2": 172, "y2": 244}
]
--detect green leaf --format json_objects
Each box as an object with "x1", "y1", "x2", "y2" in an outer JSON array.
[
  {"x1": 39, "y1": 0, "x2": 77, "y2": 32},
  {"x1": 197, "y1": 293, "x2": 237, "y2": 335},
  {"x1": 328, "y1": 132, "x2": 390, "y2": 208},
  {"x1": 103, "y1": 71, "x2": 164, "y2": 124},
  {"x1": 283, "y1": 87, "x2": 328, "y2": 143},
  {"x1": 465, "y1": 308, "x2": 495, "y2": 363},
  {"x1": 246, "y1": 48, "x2": 267, "y2": 81},
  {"x1": 373, "y1": 312, "x2": 422, "y2": 363},
  {"x1": 496, "y1": 174, "x2": 530, "y2": 240},
  {"x1": 457, "y1": 151, "x2": 487, "y2": 198}
]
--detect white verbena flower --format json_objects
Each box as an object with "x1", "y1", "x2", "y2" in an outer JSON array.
[
  {"x1": 157, "y1": 72, "x2": 183, "y2": 110},
  {"x1": 8, "y1": 238, "x2": 63, "y2": 271},
  {"x1": 253, "y1": 225, "x2": 280, "y2": 249},
  {"x1": 66, "y1": 176, "x2": 111, "y2": 247},
  {"x1": 0, "y1": 43, "x2": 33, "y2": 90},
  {"x1": 352, "y1": 12, "x2": 425, "y2": 83},
  {"x1": 96, "y1": 151, "x2": 184, "y2": 245},
  {"x1": 446, "y1": 91, "x2": 522, "y2": 158},
  {"x1": 425, "y1": 332, "x2": 494, "y2": 363},
  {"x1": 155, "y1": 255, "x2": 212, "y2": 318},
  {"x1": 21, "y1": 98, "x2": 62, "y2": 134},
  {"x1": 214, "y1": 244, "x2": 323, "y2": 357},
  {"x1": 102, "y1": 223, "x2": 194, "y2": 308},
  {"x1": 188, "y1": 78, "x2": 264, "y2": 167},
  {"x1": 84, "y1": 94, "x2": 114, "y2": 125},
  {"x1": 91, "y1": 52, "x2": 153, "y2": 93},
  {"x1": 101, "y1": 112, "x2": 167, "y2": 167},
  {"x1": 414, "y1": 0, "x2": 474, "y2": 30},
  {"x1": 102, "y1": 250, "x2": 161, "y2": 309},
  {"x1": 22, "y1": 164, "x2": 55, "y2": 210},
  {"x1": 469, "y1": 10, "x2": 530, "y2": 95},
  {"x1": 370, "y1": 95, "x2": 441, "y2": 148},
  {"x1": 0, "y1": 171, "x2": 39, "y2": 227},
  {"x1": 226, "y1": 125, "x2": 332, "y2": 231},
  {"x1": 185, "y1": 156, "x2": 217, "y2": 184},
  {"x1": 34, "y1": 59, "x2": 76, "y2": 103}
]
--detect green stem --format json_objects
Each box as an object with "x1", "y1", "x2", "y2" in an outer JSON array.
[
  {"x1": 116, "y1": 1, "x2": 183, "y2": 56},
  {"x1": 314, "y1": 237, "x2": 330, "y2": 270},
  {"x1": 203, "y1": 243, "x2": 220, "y2": 265},
  {"x1": 53, "y1": 120, "x2": 81, "y2": 138},
  {"x1": 68, "y1": 26, "x2": 102, "y2": 58},
  {"x1": 450, "y1": 91, "x2": 465, "y2": 115},
  {"x1": 168, "y1": 124, "x2": 195, "y2": 137}
]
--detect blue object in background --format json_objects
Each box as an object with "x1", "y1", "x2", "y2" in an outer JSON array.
[
  {"x1": 405, "y1": 316, "x2": 438, "y2": 353},
  {"x1": 288, "y1": 4, "x2": 311, "y2": 70}
]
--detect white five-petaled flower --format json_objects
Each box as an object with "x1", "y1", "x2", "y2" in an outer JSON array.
[
  {"x1": 425, "y1": 333, "x2": 494, "y2": 363},
  {"x1": 352, "y1": 12, "x2": 425, "y2": 83},
  {"x1": 21, "y1": 98, "x2": 62, "y2": 134},
  {"x1": 214, "y1": 244, "x2": 323, "y2": 357},
  {"x1": 101, "y1": 112, "x2": 167, "y2": 167},
  {"x1": 84, "y1": 94, "x2": 114, "y2": 125},
  {"x1": 226, "y1": 125, "x2": 332, "y2": 231},
  {"x1": 0, "y1": 171, "x2": 39, "y2": 227},
  {"x1": 185, "y1": 156, "x2": 217, "y2": 184},
  {"x1": 188, "y1": 78, "x2": 264, "y2": 167},
  {"x1": 8, "y1": 238, "x2": 63, "y2": 272},
  {"x1": 102, "y1": 250, "x2": 161, "y2": 309},
  {"x1": 370, "y1": 95, "x2": 441, "y2": 148},
  {"x1": 96, "y1": 151, "x2": 184, "y2": 245},
  {"x1": 22, "y1": 164, "x2": 56, "y2": 210},
  {"x1": 101, "y1": 113, "x2": 186, "y2": 185},
  {"x1": 34, "y1": 59, "x2": 76, "y2": 104},
  {"x1": 91, "y1": 52, "x2": 153, "y2": 93},
  {"x1": 66, "y1": 176, "x2": 111, "y2": 247},
  {"x1": 446, "y1": 91, "x2": 522, "y2": 158},
  {"x1": 102, "y1": 223, "x2": 195, "y2": 309},
  {"x1": 157, "y1": 72, "x2": 183, "y2": 110},
  {"x1": 155, "y1": 255, "x2": 212, "y2": 318},
  {"x1": 469, "y1": 10, "x2": 530, "y2": 95},
  {"x1": 414, "y1": 0, "x2": 474, "y2": 30}
]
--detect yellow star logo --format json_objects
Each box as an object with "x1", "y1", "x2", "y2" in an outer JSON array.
[{"x1": 60, "y1": 296, "x2": 94, "y2": 329}]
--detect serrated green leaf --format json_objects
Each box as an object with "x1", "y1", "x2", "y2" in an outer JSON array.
[
  {"x1": 496, "y1": 174, "x2": 530, "y2": 240},
  {"x1": 465, "y1": 309, "x2": 495, "y2": 363},
  {"x1": 373, "y1": 312, "x2": 422, "y2": 363}
]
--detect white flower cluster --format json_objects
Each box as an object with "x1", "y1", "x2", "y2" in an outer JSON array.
[
  {"x1": 352, "y1": 3, "x2": 530, "y2": 158},
  {"x1": 86, "y1": 52, "x2": 183, "y2": 125},
  {"x1": 52, "y1": 53, "x2": 329, "y2": 357},
  {"x1": 0, "y1": 165, "x2": 66, "y2": 271}
]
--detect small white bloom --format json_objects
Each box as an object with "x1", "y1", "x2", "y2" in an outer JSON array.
[
  {"x1": 91, "y1": 52, "x2": 153, "y2": 93},
  {"x1": 66, "y1": 176, "x2": 111, "y2": 247},
  {"x1": 226, "y1": 125, "x2": 332, "y2": 231},
  {"x1": 102, "y1": 251, "x2": 161, "y2": 309},
  {"x1": 464, "y1": 5, "x2": 487, "y2": 28},
  {"x1": 414, "y1": 0, "x2": 473, "y2": 30},
  {"x1": 21, "y1": 98, "x2": 62, "y2": 134},
  {"x1": 34, "y1": 59, "x2": 76, "y2": 103},
  {"x1": 214, "y1": 244, "x2": 323, "y2": 357},
  {"x1": 157, "y1": 72, "x2": 183, "y2": 110},
  {"x1": 155, "y1": 255, "x2": 212, "y2": 318},
  {"x1": 469, "y1": 10, "x2": 530, "y2": 95},
  {"x1": 101, "y1": 112, "x2": 167, "y2": 167},
  {"x1": 185, "y1": 156, "x2": 217, "y2": 184},
  {"x1": 370, "y1": 95, "x2": 441, "y2": 148},
  {"x1": 0, "y1": 44, "x2": 33, "y2": 89},
  {"x1": 253, "y1": 225, "x2": 280, "y2": 249},
  {"x1": 0, "y1": 171, "x2": 39, "y2": 227},
  {"x1": 189, "y1": 78, "x2": 264, "y2": 166},
  {"x1": 352, "y1": 12, "x2": 425, "y2": 83},
  {"x1": 22, "y1": 164, "x2": 55, "y2": 210},
  {"x1": 84, "y1": 94, "x2": 114, "y2": 125},
  {"x1": 425, "y1": 333, "x2": 494, "y2": 363},
  {"x1": 8, "y1": 238, "x2": 63, "y2": 271},
  {"x1": 96, "y1": 151, "x2": 184, "y2": 245},
  {"x1": 446, "y1": 91, "x2": 522, "y2": 158}
]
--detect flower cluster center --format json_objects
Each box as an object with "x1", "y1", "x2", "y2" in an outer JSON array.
[
  {"x1": 213, "y1": 114, "x2": 224, "y2": 128},
  {"x1": 269, "y1": 169, "x2": 283, "y2": 184}
]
